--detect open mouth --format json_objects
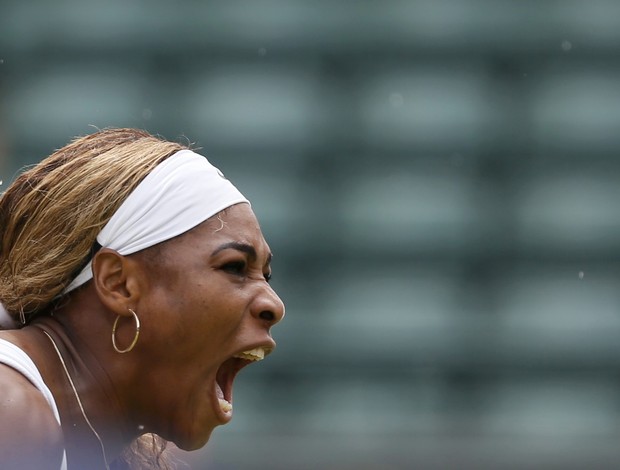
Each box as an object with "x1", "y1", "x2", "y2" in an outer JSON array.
[{"x1": 214, "y1": 347, "x2": 271, "y2": 419}]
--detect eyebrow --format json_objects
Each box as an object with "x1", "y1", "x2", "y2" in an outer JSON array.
[{"x1": 212, "y1": 241, "x2": 273, "y2": 264}]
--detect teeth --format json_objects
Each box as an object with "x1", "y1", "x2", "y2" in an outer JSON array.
[
  {"x1": 218, "y1": 398, "x2": 232, "y2": 413},
  {"x1": 233, "y1": 347, "x2": 266, "y2": 361}
]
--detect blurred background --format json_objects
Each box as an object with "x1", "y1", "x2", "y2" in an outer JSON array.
[{"x1": 2, "y1": 1, "x2": 620, "y2": 469}]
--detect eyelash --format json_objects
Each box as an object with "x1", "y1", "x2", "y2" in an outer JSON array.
[
  {"x1": 222, "y1": 261, "x2": 246, "y2": 275},
  {"x1": 222, "y1": 261, "x2": 272, "y2": 282}
]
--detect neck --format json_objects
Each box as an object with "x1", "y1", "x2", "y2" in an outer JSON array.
[
  {"x1": 41, "y1": 328, "x2": 112, "y2": 469},
  {"x1": 31, "y1": 308, "x2": 141, "y2": 465}
]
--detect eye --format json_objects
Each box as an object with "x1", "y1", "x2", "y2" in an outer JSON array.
[
  {"x1": 222, "y1": 261, "x2": 247, "y2": 276},
  {"x1": 264, "y1": 272, "x2": 272, "y2": 283}
]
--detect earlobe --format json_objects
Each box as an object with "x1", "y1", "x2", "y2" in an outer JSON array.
[{"x1": 91, "y1": 248, "x2": 139, "y2": 315}]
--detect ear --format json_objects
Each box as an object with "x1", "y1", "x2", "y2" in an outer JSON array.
[{"x1": 91, "y1": 248, "x2": 142, "y2": 317}]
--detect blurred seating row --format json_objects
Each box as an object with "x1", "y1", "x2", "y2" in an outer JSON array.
[
  {"x1": 2, "y1": 0, "x2": 620, "y2": 54},
  {"x1": 3, "y1": 61, "x2": 620, "y2": 155}
]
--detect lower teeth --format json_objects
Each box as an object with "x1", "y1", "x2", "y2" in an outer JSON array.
[{"x1": 218, "y1": 398, "x2": 232, "y2": 413}]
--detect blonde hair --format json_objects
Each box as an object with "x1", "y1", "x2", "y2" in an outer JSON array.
[
  {"x1": 0, "y1": 128, "x2": 185, "y2": 324},
  {"x1": 1, "y1": 128, "x2": 189, "y2": 469}
]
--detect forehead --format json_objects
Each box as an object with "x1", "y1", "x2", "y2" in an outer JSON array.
[
  {"x1": 172, "y1": 202, "x2": 267, "y2": 251},
  {"x1": 135, "y1": 203, "x2": 269, "y2": 272}
]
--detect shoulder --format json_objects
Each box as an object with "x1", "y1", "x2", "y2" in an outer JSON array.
[{"x1": 0, "y1": 362, "x2": 65, "y2": 469}]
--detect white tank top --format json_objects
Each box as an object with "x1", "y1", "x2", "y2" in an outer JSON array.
[{"x1": 0, "y1": 338, "x2": 68, "y2": 470}]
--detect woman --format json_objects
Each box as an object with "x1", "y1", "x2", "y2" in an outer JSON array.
[{"x1": 0, "y1": 128, "x2": 285, "y2": 469}]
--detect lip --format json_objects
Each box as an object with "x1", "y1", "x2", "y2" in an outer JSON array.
[{"x1": 211, "y1": 339, "x2": 276, "y2": 423}]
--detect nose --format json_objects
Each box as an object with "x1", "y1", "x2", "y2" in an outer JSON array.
[{"x1": 253, "y1": 283, "x2": 285, "y2": 325}]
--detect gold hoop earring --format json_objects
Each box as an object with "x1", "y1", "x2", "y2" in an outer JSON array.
[{"x1": 112, "y1": 308, "x2": 141, "y2": 354}]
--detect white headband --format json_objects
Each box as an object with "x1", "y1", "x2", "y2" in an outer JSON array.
[
  {"x1": 1, "y1": 149, "x2": 248, "y2": 329},
  {"x1": 66, "y1": 149, "x2": 249, "y2": 292}
]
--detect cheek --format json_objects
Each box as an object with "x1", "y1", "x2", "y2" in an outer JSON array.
[
  {"x1": 146, "y1": 266, "x2": 248, "y2": 341},
  {"x1": 183, "y1": 282, "x2": 245, "y2": 337}
]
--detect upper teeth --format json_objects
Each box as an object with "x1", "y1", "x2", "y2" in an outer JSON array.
[{"x1": 233, "y1": 347, "x2": 266, "y2": 361}]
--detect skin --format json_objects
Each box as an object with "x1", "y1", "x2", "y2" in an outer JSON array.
[{"x1": 0, "y1": 203, "x2": 285, "y2": 469}]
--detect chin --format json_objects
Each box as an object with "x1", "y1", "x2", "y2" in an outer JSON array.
[{"x1": 174, "y1": 426, "x2": 217, "y2": 452}]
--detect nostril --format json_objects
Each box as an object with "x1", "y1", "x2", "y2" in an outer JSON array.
[{"x1": 259, "y1": 311, "x2": 275, "y2": 322}]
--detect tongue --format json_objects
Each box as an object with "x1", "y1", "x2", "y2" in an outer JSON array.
[
  {"x1": 216, "y1": 382, "x2": 224, "y2": 400},
  {"x1": 215, "y1": 382, "x2": 232, "y2": 413}
]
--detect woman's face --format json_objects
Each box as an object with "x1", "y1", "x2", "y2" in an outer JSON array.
[{"x1": 130, "y1": 203, "x2": 285, "y2": 450}]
